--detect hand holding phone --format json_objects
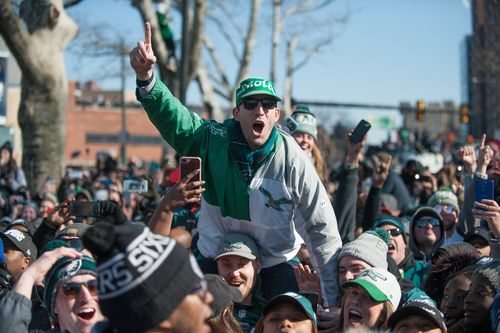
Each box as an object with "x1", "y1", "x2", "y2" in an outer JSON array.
[
  {"x1": 180, "y1": 157, "x2": 202, "y2": 184},
  {"x1": 349, "y1": 119, "x2": 371, "y2": 144},
  {"x1": 474, "y1": 179, "x2": 495, "y2": 204}
]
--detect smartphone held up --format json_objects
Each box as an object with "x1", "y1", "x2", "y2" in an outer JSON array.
[
  {"x1": 349, "y1": 119, "x2": 371, "y2": 144},
  {"x1": 180, "y1": 156, "x2": 202, "y2": 183}
]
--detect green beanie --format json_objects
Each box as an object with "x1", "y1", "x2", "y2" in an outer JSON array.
[{"x1": 43, "y1": 254, "x2": 97, "y2": 321}]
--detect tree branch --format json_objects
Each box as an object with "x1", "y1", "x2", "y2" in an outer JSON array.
[
  {"x1": 207, "y1": 14, "x2": 241, "y2": 61},
  {"x1": 211, "y1": 0, "x2": 244, "y2": 39},
  {"x1": 63, "y1": 0, "x2": 83, "y2": 8},
  {"x1": 187, "y1": 0, "x2": 207, "y2": 81},
  {"x1": 203, "y1": 35, "x2": 231, "y2": 90},
  {"x1": 292, "y1": 36, "x2": 334, "y2": 73},
  {"x1": 234, "y1": 0, "x2": 260, "y2": 93},
  {"x1": 0, "y1": 1, "x2": 33, "y2": 72}
]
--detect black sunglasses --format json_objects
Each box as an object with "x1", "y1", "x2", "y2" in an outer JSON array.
[
  {"x1": 240, "y1": 98, "x2": 277, "y2": 110},
  {"x1": 60, "y1": 279, "x2": 98, "y2": 298},
  {"x1": 386, "y1": 228, "x2": 403, "y2": 237}
]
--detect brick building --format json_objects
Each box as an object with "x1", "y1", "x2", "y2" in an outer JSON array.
[{"x1": 66, "y1": 81, "x2": 167, "y2": 166}]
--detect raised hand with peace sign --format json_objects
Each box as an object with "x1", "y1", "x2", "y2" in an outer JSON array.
[{"x1": 129, "y1": 22, "x2": 157, "y2": 81}]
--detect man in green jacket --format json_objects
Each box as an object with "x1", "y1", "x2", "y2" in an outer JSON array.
[{"x1": 129, "y1": 22, "x2": 343, "y2": 307}]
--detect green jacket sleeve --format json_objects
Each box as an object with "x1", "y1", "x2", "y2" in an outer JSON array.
[{"x1": 138, "y1": 79, "x2": 206, "y2": 157}]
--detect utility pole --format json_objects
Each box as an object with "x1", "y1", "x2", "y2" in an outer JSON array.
[{"x1": 119, "y1": 37, "x2": 128, "y2": 164}]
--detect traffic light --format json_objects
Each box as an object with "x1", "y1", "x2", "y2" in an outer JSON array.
[
  {"x1": 416, "y1": 100, "x2": 426, "y2": 122},
  {"x1": 459, "y1": 103, "x2": 469, "y2": 124}
]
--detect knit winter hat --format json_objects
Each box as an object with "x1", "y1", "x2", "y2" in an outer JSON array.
[
  {"x1": 427, "y1": 190, "x2": 460, "y2": 214},
  {"x1": 473, "y1": 259, "x2": 500, "y2": 294},
  {"x1": 339, "y1": 229, "x2": 390, "y2": 269},
  {"x1": 82, "y1": 223, "x2": 203, "y2": 333},
  {"x1": 43, "y1": 242, "x2": 97, "y2": 320},
  {"x1": 289, "y1": 104, "x2": 318, "y2": 140},
  {"x1": 373, "y1": 215, "x2": 406, "y2": 235},
  {"x1": 235, "y1": 77, "x2": 281, "y2": 106}
]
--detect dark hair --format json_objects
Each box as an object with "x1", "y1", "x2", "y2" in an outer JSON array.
[
  {"x1": 254, "y1": 303, "x2": 318, "y2": 333},
  {"x1": 338, "y1": 286, "x2": 394, "y2": 331},
  {"x1": 423, "y1": 243, "x2": 479, "y2": 304},
  {"x1": 207, "y1": 303, "x2": 244, "y2": 333}
]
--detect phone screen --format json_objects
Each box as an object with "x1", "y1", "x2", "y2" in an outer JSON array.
[{"x1": 69, "y1": 201, "x2": 96, "y2": 217}]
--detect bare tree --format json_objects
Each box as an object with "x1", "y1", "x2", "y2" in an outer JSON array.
[
  {"x1": 204, "y1": 0, "x2": 261, "y2": 107},
  {"x1": 0, "y1": 0, "x2": 79, "y2": 191},
  {"x1": 269, "y1": 0, "x2": 348, "y2": 117}
]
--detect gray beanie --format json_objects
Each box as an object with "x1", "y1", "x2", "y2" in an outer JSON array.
[
  {"x1": 290, "y1": 104, "x2": 317, "y2": 140},
  {"x1": 339, "y1": 230, "x2": 390, "y2": 269}
]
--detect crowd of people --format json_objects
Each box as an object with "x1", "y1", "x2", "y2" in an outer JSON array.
[{"x1": 0, "y1": 22, "x2": 499, "y2": 333}]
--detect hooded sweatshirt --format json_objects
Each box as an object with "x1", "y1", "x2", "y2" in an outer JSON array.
[{"x1": 409, "y1": 207, "x2": 445, "y2": 263}]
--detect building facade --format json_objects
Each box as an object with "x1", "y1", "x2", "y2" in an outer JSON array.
[{"x1": 466, "y1": 0, "x2": 500, "y2": 138}]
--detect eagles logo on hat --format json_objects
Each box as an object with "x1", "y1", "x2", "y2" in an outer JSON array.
[
  {"x1": 1, "y1": 229, "x2": 37, "y2": 262},
  {"x1": 342, "y1": 267, "x2": 402, "y2": 310},
  {"x1": 215, "y1": 233, "x2": 260, "y2": 260}
]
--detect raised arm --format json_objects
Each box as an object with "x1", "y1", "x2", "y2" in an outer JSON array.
[{"x1": 130, "y1": 22, "x2": 157, "y2": 81}]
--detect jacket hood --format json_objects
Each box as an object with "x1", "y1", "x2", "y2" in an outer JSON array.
[{"x1": 409, "y1": 207, "x2": 445, "y2": 262}]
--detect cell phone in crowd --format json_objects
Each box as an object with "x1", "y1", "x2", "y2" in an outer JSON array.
[
  {"x1": 69, "y1": 201, "x2": 101, "y2": 218},
  {"x1": 180, "y1": 156, "x2": 202, "y2": 184},
  {"x1": 349, "y1": 119, "x2": 372, "y2": 144},
  {"x1": 123, "y1": 179, "x2": 148, "y2": 193},
  {"x1": 284, "y1": 117, "x2": 299, "y2": 133},
  {"x1": 474, "y1": 179, "x2": 494, "y2": 204}
]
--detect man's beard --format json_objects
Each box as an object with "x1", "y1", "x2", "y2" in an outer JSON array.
[{"x1": 443, "y1": 216, "x2": 457, "y2": 232}]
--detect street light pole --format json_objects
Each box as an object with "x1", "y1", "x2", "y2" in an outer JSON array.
[{"x1": 119, "y1": 37, "x2": 127, "y2": 164}]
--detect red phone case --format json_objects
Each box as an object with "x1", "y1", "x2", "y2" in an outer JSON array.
[{"x1": 180, "y1": 157, "x2": 202, "y2": 182}]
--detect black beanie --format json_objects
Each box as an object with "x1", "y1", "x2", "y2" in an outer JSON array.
[{"x1": 82, "y1": 223, "x2": 203, "y2": 333}]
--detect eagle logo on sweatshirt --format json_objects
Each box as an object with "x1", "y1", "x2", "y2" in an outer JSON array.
[{"x1": 259, "y1": 186, "x2": 292, "y2": 212}]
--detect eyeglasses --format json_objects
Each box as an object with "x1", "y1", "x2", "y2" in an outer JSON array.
[
  {"x1": 433, "y1": 205, "x2": 456, "y2": 214},
  {"x1": 386, "y1": 228, "x2": 403, "y2": 237},
  {"x1": 190, "y1": 278, "x2": 210, "y2": 303},
  {"x1": 240, "y1": 98, "x2": 277, "y2": 110},
  {"x1": 60, "y1": 279, "x2": 98, "y2": 298},
  {"x1": 416, "y1": 218, "x2": 440, "y2": 228}
]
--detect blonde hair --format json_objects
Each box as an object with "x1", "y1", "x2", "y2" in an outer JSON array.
[{"x1": 311, "y1": 145, "x2": 327, "y2": 184}]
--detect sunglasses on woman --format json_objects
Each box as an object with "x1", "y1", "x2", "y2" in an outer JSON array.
[
  {"x1": 60, "y1": 279, "x2": 98, "y2": 298},
  {"x1": 240, "y1": 97, "x2": 277, "y2": 110}
]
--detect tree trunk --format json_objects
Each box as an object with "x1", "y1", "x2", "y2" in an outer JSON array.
[
  {"x1": 283, "y1": 35, "x2": 299, "y2": 118},
  {"x1": 270, "y1": 0, "x2": 281, "y2": 84},
  {"x1": 0, "y1": 0, "x2": 78, "y2": 192},
  {"x1": 234, "y1": 0, "x2": 261, "y2": 105}
]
